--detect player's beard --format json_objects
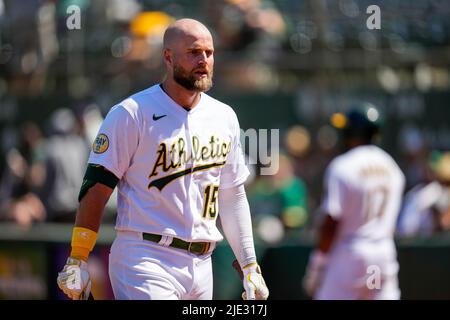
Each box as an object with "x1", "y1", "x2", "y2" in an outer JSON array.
[{"x1": 173, "y1": 63, "x2": 213, "y2": 92}]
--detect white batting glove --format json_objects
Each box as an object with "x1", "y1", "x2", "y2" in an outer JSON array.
[
  {"x1": 302, "y1": 250, "x2": 328, "y2": 298},
  {"x1": 57, "y1": 257, "x2": 91, "y2": 300},
  {"x1": 241, "y1": 263, "x2": 269, "y2": 300}
]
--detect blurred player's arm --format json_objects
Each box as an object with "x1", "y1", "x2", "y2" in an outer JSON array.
[
  {"x1": 219, "y1": 184, "x2": 269, "y2": 300},
  {"x1": 302, "y1": 213, "x2": 338, "y2": 298},
  {"x1": 317, "y1": 213, "x2": 339, "y2": 253},
  {"x1": 303, "y1": 164, "x2": 344, "y2": 297},
  {"x1": 57, "y1": 164, "x2": 118, "y2": 300},
  {"x1": 315, "y1": 162, "x2": 345, "y2": 254}
]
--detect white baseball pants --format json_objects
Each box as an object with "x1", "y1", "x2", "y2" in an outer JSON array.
[
  {"x1": 109, "y1": 230, "x2": 214, "y2": 300},
  {"x1": 315, "y1": 247, "x2": 400, "y2": 300}
]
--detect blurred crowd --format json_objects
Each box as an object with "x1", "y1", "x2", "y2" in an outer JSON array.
[
  {"x1": 0, "y1": 0, "x2": 450, "y2": 242},
  {"x1": 0, "y1": 105, "x2": 118, "y2": 227}
]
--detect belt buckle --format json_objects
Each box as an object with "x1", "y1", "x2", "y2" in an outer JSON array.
[{"x1": 188, "y1": 242, "x2": 208, "y2": 255}]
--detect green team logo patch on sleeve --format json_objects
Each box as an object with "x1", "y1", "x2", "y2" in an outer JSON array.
[{"x1": 93, "y1": 133, "x2": 109, "y2": 154}]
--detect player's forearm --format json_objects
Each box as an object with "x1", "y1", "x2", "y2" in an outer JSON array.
[
  {"x1": 70, "y1": 183, "x2": 113, "y2": 261},
  {"x1": 75, "y1": 183, "x2": 113, "y2": 232},
  {"x1": 219, "y1": 184, "x2": 257, "y2": 268},
  {"x1": 317, "y1": 214, "x2": 338, "y2": 253}
]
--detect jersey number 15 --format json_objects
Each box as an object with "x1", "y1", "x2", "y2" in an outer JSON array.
[{"x1": 202, "y1": 184, "x2": 219, "y2": 220}]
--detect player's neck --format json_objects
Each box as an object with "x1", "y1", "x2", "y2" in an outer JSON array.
[
  {"x1": 346, "y1": 138, "x2": 372, "y2": 150},
  {"x1": 161, "y1": 80, "x2": 202, "y2": 111}
]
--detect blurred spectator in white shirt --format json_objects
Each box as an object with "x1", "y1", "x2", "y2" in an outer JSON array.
[{"x1": 397, "y1": 151, "x2": 450, "y2": 237}]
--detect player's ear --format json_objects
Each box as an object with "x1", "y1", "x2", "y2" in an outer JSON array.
[{"x1": 163, "y1": 49, "x2": 173, "y2": 66}]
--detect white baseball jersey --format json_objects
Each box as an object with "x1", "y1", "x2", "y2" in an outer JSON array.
[
  {"x1": 89, "y1": 84, "x2": 249, "y2": 242},
  {"x1": 321, "y1": 145, "x2": 405, "y2": 254},
  {"x1": 316, "y1": 145, "x2": 405, "y2": 300}
]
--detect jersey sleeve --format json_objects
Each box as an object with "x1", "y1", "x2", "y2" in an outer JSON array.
[
  {"x1": 219, "y1": 112, "x2": 250, "y2": 190},
  {"x1": 88, "y1": 104, "x2": 139, "y2": 180},
  {"x1": 320, "y1": 163, "x2": 347, "y2": 220}
]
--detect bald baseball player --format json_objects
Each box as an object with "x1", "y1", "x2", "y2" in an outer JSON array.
[
  {"x1": 57, "y1": 18, "x2": 269, "y2": 300},
  {"x1": 303, "y1": 104, "x2": 405, "y2": 300}
]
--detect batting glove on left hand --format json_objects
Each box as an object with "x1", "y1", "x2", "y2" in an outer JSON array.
[
  {"x1": 57, "y1": 257, "x2": 91, "y2": 300},
  {"x1": 241, "y1": 263, "x2": 269, "y2": 300}
]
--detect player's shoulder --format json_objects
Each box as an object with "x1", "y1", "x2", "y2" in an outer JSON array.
[
  {"x1": 355, "y1": 145, "x2": 405, "y2": 180},
  {"x1": 326, "y1": 146, "x2": 372, "y2": 176},
  {"x1": 129, "y1": 84, "x2": 160, "y2": 102},
  {"x1": 326, "y1": 153, "x2": 348, "y2": 178},
  {"x1": 201, "y1": 92, "x2": 239, "y2": 120},
  {"x1": 328, "y1": 147, "x2": 360, "y2": 170},
  {"x1": 125, "y1": 84, "x2": 161, "y2": 111},
  {"x1": 109, "y1": 85, "x2": 160, "y2": 118},
  {"x1": 371, "y1": 146, "x2": 404, "y2": 175}
]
